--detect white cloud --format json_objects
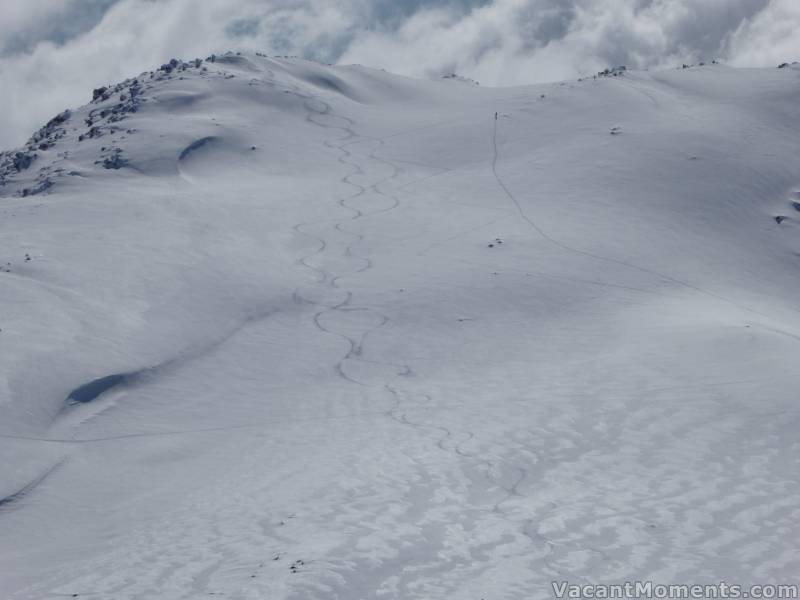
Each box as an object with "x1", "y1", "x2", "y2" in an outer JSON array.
[
  {"x1": 725, "y1": 0, "x2": 800, "y2": 67},
  {"x1": 0, "y1": 0, "x2": 69, "y2": 43},
  {"x1": 0, "y1": 0, "x2": 797, "y2": 149}
]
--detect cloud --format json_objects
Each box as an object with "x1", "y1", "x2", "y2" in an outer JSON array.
[
  {"x1": 0, "y1": 0, "x2": 797, "y2": 149},
  {"x1": 725, "y1": 0, "x2": 800, "y2": 66},
  {"x1": 1, "y1": 0, "x2": 122, "y2": 58}
]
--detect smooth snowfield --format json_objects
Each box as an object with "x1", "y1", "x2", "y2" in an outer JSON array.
[{"x1": 1, "y1": 55, "x2": 800, "y2": 598}]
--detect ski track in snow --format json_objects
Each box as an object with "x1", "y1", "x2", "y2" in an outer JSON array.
[
  {"x1": 295, "y1": 93, "x2": 410, "y2": 387},
  {"x1": 490, "y1": 114, "x2": 788, "y2": 325}
]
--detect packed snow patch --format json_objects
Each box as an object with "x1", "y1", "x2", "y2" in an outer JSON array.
[{"x1": 1, "y1": 53, "x2": 800, "y2": 599}]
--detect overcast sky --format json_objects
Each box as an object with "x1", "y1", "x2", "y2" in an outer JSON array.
[{"x1": 1, "y1": 0, "x2": 798, "y2": 149}]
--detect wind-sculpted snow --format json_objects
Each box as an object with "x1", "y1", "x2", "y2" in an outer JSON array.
[
  {"x1": 1, "y1": 55, "x2": 800, "y2": 599},
  {"x1": 66, "y1": 373, "x2": 129, "y2": 404},
  {"x1": 178, "y1": 136, "x2": 218, "y2": 162}
]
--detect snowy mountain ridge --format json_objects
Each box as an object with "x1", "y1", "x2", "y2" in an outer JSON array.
[
  {"x1": 0, "y1": 52, "x2": 424, "y2": 196},
  {"x1": 2, "y1": 52, "x2": 800, "y2": 598}
]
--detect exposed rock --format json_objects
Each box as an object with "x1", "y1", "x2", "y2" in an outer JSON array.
[
  {"x1": 12, "y1": 151, "x2": 36, "y2": 171},
  {"x1": 92, "y1": 87, "x2": 110, "y2": 102},
  {"x1": 598, "y1": 66, "x2": 627, "y2": 77}
]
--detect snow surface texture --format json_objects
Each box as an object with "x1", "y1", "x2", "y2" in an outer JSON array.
[{"x1": 1, "y1": 52, "x2": 800, "y2": 598}]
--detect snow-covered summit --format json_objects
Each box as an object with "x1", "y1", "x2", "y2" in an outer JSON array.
[{"x1": 0, "y1": 52, "x2": 446, "y2": 197}]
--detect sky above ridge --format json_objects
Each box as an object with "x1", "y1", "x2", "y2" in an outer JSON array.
[{"x1": 1, "y1": 0, "x2": 798, "y2": 149}]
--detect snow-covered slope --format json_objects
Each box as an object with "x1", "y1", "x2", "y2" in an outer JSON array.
[{"x1": 1, "y1": 53, "x2": 800, "y2": 598}]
